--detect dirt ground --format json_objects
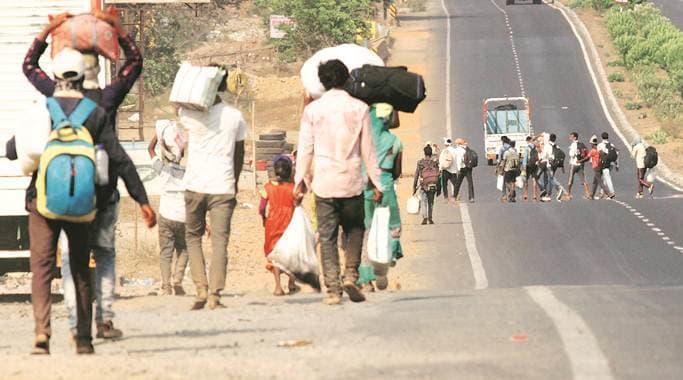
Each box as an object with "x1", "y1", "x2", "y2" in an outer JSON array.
[
  {"x1": 560, "y1": 3, "x2": 683, "y2": 175},
  {"x1": 108, "y1": 5, "x2": 433, "y2": 298}
]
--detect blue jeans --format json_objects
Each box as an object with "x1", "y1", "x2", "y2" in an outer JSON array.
[
  {"x1": 63, "y1": 193, "x2": 119, "y2": 326},
  {"x1": 91, "y1": 195, "x2": 119, "y2": 324},
  {"x1": 59, "y1": 231, "x2": 78, "y2": 333}
]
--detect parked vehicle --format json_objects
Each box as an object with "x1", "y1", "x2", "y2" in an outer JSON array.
[
  {"x1": 0, "y1": 0, "x2": 93, "y2": 275},
  {"x1": 482, "y1": 97, "x2": 533, "y2": 165}
]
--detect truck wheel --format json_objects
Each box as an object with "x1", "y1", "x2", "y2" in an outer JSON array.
[
  {"x1": 532, "y1": 0, "x2": 542, "y2": 4},
  {"x1": 487, "y1": 159, "x2": 495, "y2": 166},
  {"x1": 506, "y1": 0, "x2": 514, "y2": 5}
]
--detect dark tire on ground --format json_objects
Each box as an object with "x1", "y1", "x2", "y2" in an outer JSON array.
[
  {"x1": 258, "y1": 147, "x2": 286, "y2": 155},
  {"x1": 259, "y1": 131, "x2": 286, "y2": 141},
  {"x1": 255, "y1": 140, "x2": 285, "y2": 149},
  {"x1": 532, "y1": 0, "x2": 542, "y2": 4},
  {"x1": 487, "y1": 159, "x2": 495, "y2": 166},
  {"x1": 506, "y1": 0, "x2": 514, "y2": 5}
]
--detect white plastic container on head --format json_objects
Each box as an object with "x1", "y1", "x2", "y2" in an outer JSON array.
[{"x1": 170, "y1": 63, "x2": 227, "y2": 112}]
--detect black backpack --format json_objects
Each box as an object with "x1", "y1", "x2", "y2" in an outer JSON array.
[
  {"x1": 552, "y1": 145, "x2": 566, "y2": 169},
  {"x1": 606, "y1": 143, "x2": 618, "y2": 163},
  {"x1": 527, "y1": 146, "x2": 539, "y2": 170},
  {"x1": 464, "y1": 147, "x2": 478, "y2": 168},
  {"x1": 345, "y1": 65, "x2": 427, "y2": 113},
  {"x1": 576, "y1": 142, "x2": 588, "y2": 160},
  {"x1": 644, "y1": 146, "x2": 658, "y2": 169}
]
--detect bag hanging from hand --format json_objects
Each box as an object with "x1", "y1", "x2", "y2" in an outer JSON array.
[
  {"x1": 268, "y1": 207, "x2": 321, "y2": 290},
  {"x1": 646, "y1": 168, "x2": 657, "y2": 184},
  {"x1": 515, "y1": 175, "x2": 524, "y2": 189},
  {"x1": 368, "y1": 207, "x2": 392, "y2": 264},
  {"x1": 406, "y1": 193, "x2": 420, "y2": 215},
  {"x1": 496, "y1": 175, "x2": 504, "y2": 191}
]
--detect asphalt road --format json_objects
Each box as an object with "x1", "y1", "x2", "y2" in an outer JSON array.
[
  {"x1": 650, "y1": 0, "x2": 683, "y2": 29},
  {"x1": 2, "y1": 1, "x2": 683, "y2": 378}
]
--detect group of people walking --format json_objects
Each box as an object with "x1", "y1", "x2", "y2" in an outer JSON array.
[
  {"x1": 413, "y1": 138, "x2": 477, "y2": 224},
  {"x1": 9, "y1": 19, "x2": 409, "y2": 355},
  {"x1": 498, "y1": 131, "x2": 656, "y2": 203}
]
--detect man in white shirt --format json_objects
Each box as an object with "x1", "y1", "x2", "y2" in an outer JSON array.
[
  {"x1": 539, "y1": 133, "x2": 566, "y2": 202},
  {"x1": 567, "y1": 132, "x2": 589, "y2": 199},
  {"x1": 149, "y1": 120, "x2": 189, "y2": 296},
  {"x1": 179, "y1": 70, "x2": 247, "y2": 310},
  {"x1": 451, "y1": 138, "x2": 474, "y2": 202},
  {"x1": 597, "y1": 132, "x2": 617, "y2": 196},
  {"x1": 444, "y1": 140, "x2": 462, "y2": 203}
]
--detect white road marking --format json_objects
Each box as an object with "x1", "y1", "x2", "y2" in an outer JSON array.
[
  {"x1": 439, "y1": 0, "x2": 453, "y2": 139},
  {"x1": 489, "y1": 0, "x2": 526, "y2": 97},
  {"x1": 526, "y1": 286, "x2": 614, "y2": 380},
  {"x1": 440, "y1": 0, "x2": 488, "y2": 290},
  {"x1": 610, "y1": 200, "x2": 679, "y2": 253},
  {"x1": 459, "y1": 203, "x2": 489, "y2": 290},
  {"x1": 547, "y1": 1, "x2": 683, "y2": 192}
]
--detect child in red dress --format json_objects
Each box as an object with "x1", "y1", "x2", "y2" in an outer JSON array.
[{"x1": 259, "y1": 156, "x2": 299, "y2": 296}]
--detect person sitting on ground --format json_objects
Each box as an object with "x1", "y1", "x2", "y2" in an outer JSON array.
[
  {"x1": 414, "y1": 145, "x2": 441, "y2": 225},
  {"x1": 631, "y1": 137, "x2": 654, "y2": 199},
  {"x1": 149, "y1": 119, "x2": 189, "y2": 296},
  {"x1": 260, "y1": 156, "x2": 300, "y2": 296}
]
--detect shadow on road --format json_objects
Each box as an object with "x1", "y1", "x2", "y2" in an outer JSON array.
[
  {"x1": 125, "y1": 343, "x2": 240, "y2": 355},
  {"x1": 392, "y1": 293, "x2": 470, "y2": 303},
  {"x1": 114, "y1": 327, "x2": 285, "y2": 343},
  {"x1": 0, "y1": 294, "x2": 63, "y2": 303}
]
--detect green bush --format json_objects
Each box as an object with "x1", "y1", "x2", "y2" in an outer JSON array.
[
  {"x1": 607, "y1": 60, "x2": 624, "y2": 67},
  {"x1": 625, "y1": 102, "x2": 641, "y2": 110},
  {"x1": 648, "y1": 129, "x2": 669, "y2": 145},
  {"x1": 608, "y1": 72, "x2": 625, "y2": 82},
  {"x1": 254, "y1": 0, "x2": 374, "y2": 61},
  {"x1": 605, "y1": 4, "x2": 683, "y2": 124}
]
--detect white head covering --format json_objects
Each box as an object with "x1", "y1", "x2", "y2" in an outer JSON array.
[{"x1": 53, "y1": 48, "x2": 85, "y2": 81}]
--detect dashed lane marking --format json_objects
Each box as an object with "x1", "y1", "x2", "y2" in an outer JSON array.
[
  {"x1": 489, "y1": 0, "x2": 526, "y2": 97},
  {"x1": 526, "y1": 286, "x2": 615, "y2": 380},
  {"x1": 610, "y1": 199, "x2": 681, "y2": 254}
]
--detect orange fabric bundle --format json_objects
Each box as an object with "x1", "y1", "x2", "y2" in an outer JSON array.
[{"x1": 50, "y1": 14, "x2": 119, "y2": 60}]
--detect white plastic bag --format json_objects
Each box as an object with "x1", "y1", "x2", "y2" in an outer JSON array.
[
  {"x1": 496, "y1": 175, "x2": 504, "y2": 191},
  {"x1": 367, "y1": 207, "x2": 392, "y2": 264},
  {"x1": 515, "y1": 175, "x2": 524, "y2": 189},
  {"x1": 170, "y1": 62, "x2": 227, "y2": 111},
  {"x1": 268, "y1": 207, "x2": 320, "y2": 290},
  {"x1": 15, "y1": 105, "x2": 51, "y2": 175},
  {"x1": 646, "y1": 168, "x2": 657, "y2": 183},
  {"x1": 406, "y1": 193, "x2": 420, "y2": 215},
  {"x1": 300, "y1": 44, "x2": 384, "y2": 99}
]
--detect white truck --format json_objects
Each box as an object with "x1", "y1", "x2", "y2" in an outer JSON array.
[
  {"x1": 0, "y1": 0, "x2": 94, "y2": 275},
  {"x1": 483, "y1": 97, "x2": 533, "y2": 165}
]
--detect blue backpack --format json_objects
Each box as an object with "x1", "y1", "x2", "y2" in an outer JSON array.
[{"x1": 36, "y1": 97, "x2": 98, "y2": 223}]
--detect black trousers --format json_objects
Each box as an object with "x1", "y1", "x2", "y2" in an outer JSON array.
[{"x1": 453, "y1": 168, "x2": 474, "y2": 201}]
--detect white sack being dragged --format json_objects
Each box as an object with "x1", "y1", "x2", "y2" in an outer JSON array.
[
  {"x1": 300, "y1": 44, "x2": 384, "y2": 99},
  {"x1": 170, "y1": 63, "x2": 227, "y2": 112}
]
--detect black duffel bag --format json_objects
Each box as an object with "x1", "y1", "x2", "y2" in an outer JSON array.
[{"x1": 344, "y1": 64, "x2": 427, "y2": 113}]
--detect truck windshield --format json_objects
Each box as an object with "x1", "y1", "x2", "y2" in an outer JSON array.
[{"x1": 486, "y1": 109, "x2": 529, "y2": 135}]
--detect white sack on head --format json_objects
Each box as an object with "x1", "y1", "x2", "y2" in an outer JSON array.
[{"x1": 300, "y1": 44, "x2": 384, "y2": 99}]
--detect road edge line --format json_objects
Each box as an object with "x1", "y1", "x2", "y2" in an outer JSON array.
[
  {"x1": 459, "y1": 202, "x2": 488, "y2": 290},
  {"x1": 440, "y1": 0, "x2": 489, "y2": 290},
  {"x1": 439, "y1": 0, "x2": 453, "y2": 139},
  {"x1": 526, "y1": 286, "x2": 614, "y2": 380},
  {"x1": 546, "y1": 1, "x2": 683, "y2": 192}
]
